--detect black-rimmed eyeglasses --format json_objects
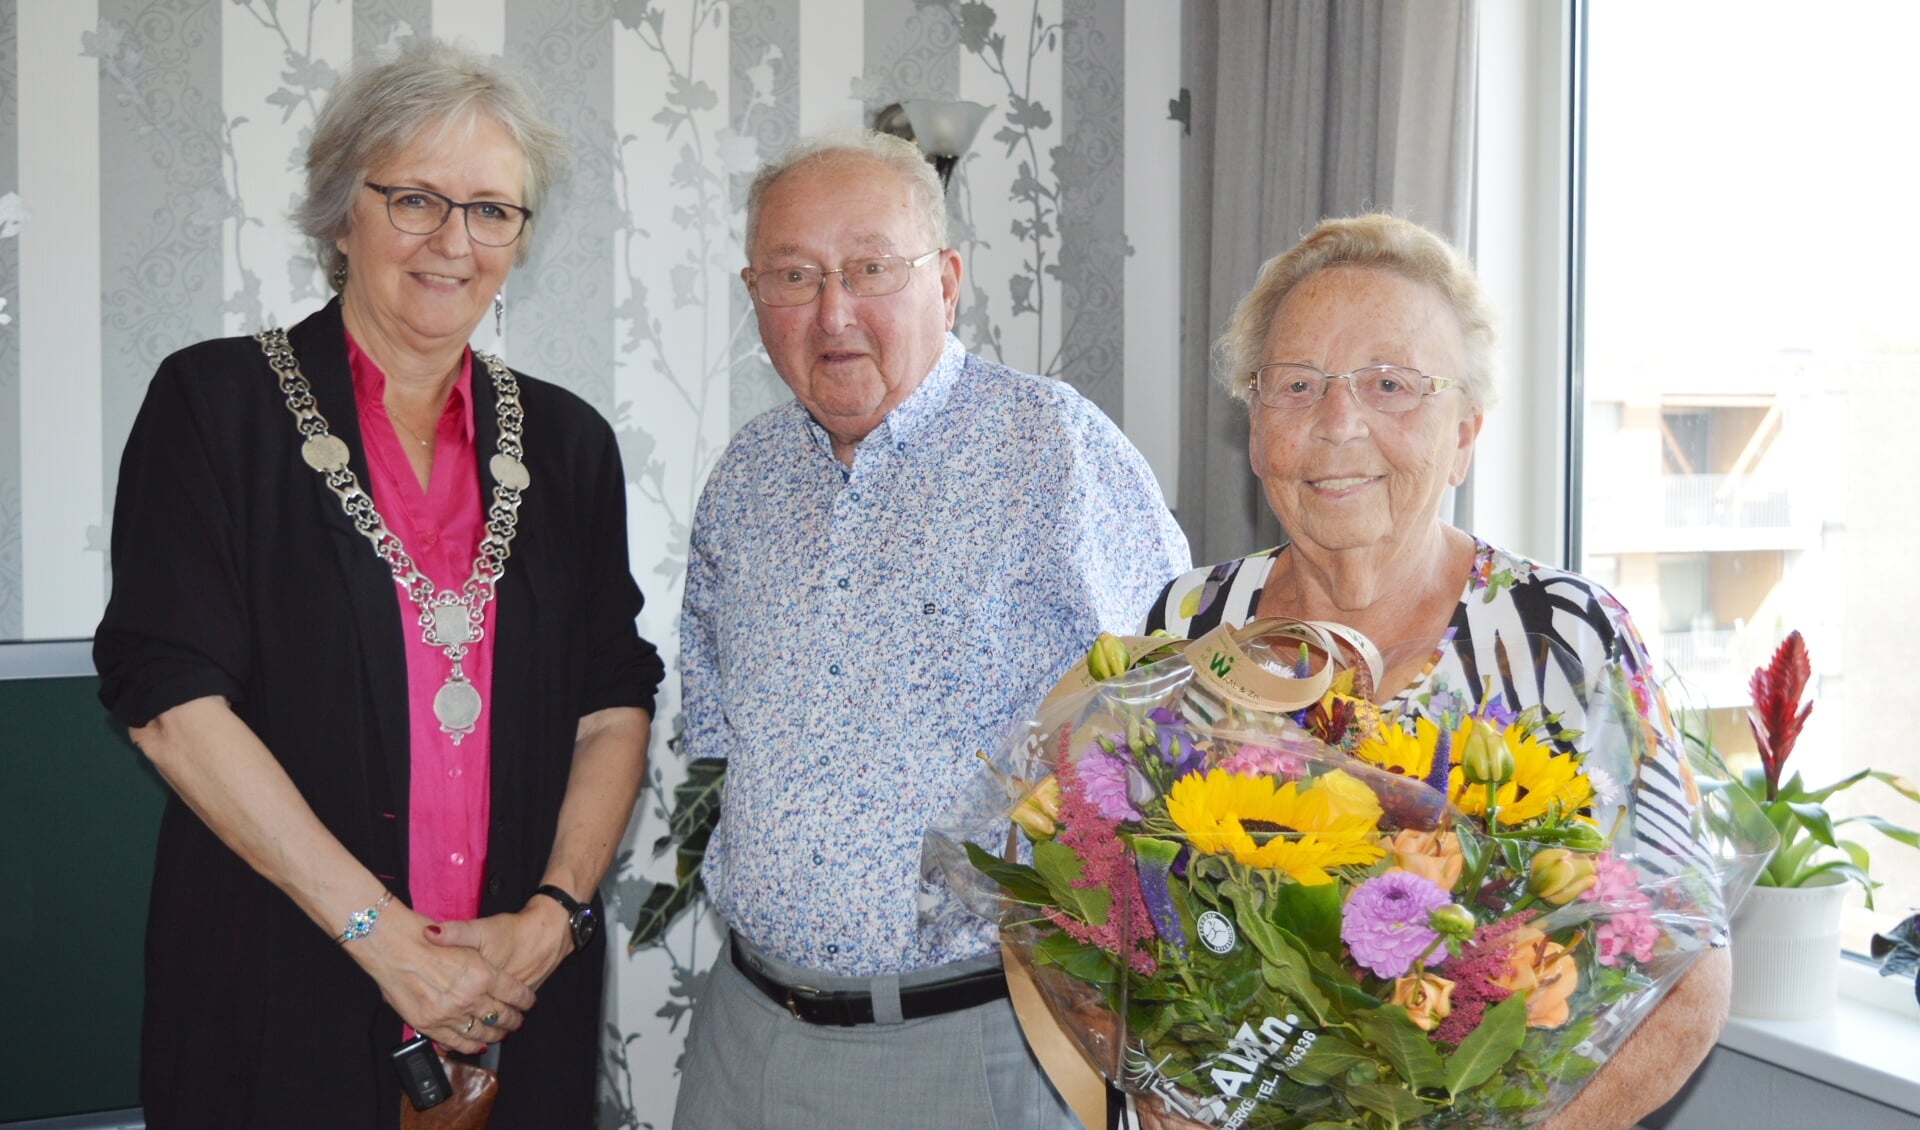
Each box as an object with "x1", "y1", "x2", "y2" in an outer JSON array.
[
  {"x1": 1248, "y1": 363, "x2": 1461, "y2": 414},
  {"x1": 364, "y1": 181, "x2": 532, "y2": 247},
  {"x1": 745, "y1": 249, "x2": 943, "y2": 307}
]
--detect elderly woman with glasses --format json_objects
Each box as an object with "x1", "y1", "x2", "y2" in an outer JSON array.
[
  {"x1": 1120, "y1": 214, "x2": 1729, "y2": 1130},
  {"x1": 93, "y1": 40, "x2": 663, "y2": 1126}
]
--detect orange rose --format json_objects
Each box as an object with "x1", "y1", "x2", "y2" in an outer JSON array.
[
  {"x1": 1493, "y1": 924, "x2": 1579, "y2": 1029},
  {"x1": 1386, "y1": 827, "x2": 1465, "y2": 891},
  {"x1": 1390, "y1": 972, "x2": 1456, "y2": 1032}
]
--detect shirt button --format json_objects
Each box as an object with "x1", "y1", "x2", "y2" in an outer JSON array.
[
  {"x1": 895, "y1": 442, "x2": 906, "y2": 452},
  {"x1": 837, "y1": 577, "x2": 850, "y2": 590},
  {"x1": 827, "y1": 944, "x2": 840, "y2": 955},
  {"x1": 818, "y1": 755, "x2": 829, "y2": 767},
  {"x1": 451, "y1": 852, "x2": 466, "y2": 866},
  {"x1": 447, "y1": 766, "x2": 461, "y2": 778},
  {"x1": 922, "y1": 601, "x2": 938, "y2": 615},
  {"x1": 848, "y1": 491, "x2": 861, "y2": 502},
  {"x1": 812, "y1": 853, "x2": 824, "y2": 865},
  {"x1": 828, "y1": 662, "x2": 842, "y2": 675}
]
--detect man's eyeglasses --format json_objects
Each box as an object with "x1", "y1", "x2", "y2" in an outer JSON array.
[
  {"x1": 745, "y1": 249, "x2": 943, "y2": 307},
  {"x1": 1247, "y1": 363, "x2": 1460, "y2": 414},
  {"x1": 364, "y1": 181, "x2": 532, "y2": 247}
]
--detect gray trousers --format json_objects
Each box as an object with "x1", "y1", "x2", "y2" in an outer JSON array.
[{"x1": 673, "y1": 939, "x2": 1077, "y2": 1130}]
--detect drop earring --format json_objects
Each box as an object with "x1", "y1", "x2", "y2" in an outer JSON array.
[{"x1": 494, "y1": 291, "x2": 505, "y2": 339}]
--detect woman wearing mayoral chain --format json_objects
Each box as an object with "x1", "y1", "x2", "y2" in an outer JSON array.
[{"x1": 94, "y1": 40, "x2": 663, "y2": 1126}]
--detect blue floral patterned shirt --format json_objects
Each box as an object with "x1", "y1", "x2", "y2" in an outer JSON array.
[{"x1": 683, "y1": 334, "x2": 1190, "y2": 975}]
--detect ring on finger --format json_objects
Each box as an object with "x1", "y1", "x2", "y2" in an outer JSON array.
[
  {"x1": 480, "y1": 1009, "x2": 500, "y2": 1027},
  {"x1": 462, "y1": 1015, "x2": 476, "y2": 1035}
]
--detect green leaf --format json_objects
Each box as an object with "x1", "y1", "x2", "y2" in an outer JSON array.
[
  {"x1": 1235, "y1": 912, "x2": 1330, "y2": 1025},
  {"x1": 1870, "y1": 770, "x2": 1920, "y2": 806},
  {"x1": 1785, "y1": 801, "x2": 1838, "y2": 847},
  {"x1": 625, "y1": 875, "x2": 702, "y2": 952},
  {"x1": 659, "y1": 757, "x2": 725, "y2": 851},
  {"x1": 961, "y1": 841, "x2": 1056, "y2": 907},
  {"x1": 1033, "y1": 930, "x2": 1122, "y2": 984},
  {"x1": 1837, "y1": 813, "x2": 1920, "y2": 850},
  {"x1": 628, "y1": 759, "x2": 727, "y2": 950},
  {"x1": 1286, "y1": 1033, "x2": 1379, "y2": 1086},
  {"x1": 1275, "y1": 879, "x2": 1344, "y2": 953},
  {"x1": 1354, "y1": 1007, "x2": 1447, "y2": 1092},
  {"x1": 1225, "y1": 883, "x2": 1287, "y2": 964},
  {"x1": 1445, "y1": 992, "x2": 1528, "y2": 1095},
  {"x1": 1793, "y1": 768, "x2": 1877, "y2": 805},
  {"x1": 1031, "y1": 840, "x2": 1110, "y2": 924},
  {"x1": 1794, "y1": 861, "x2": 1876, "y2": 905},
  {"x1": 1345, "y1": 1079, "x2": 1433, "y2": 1122}
]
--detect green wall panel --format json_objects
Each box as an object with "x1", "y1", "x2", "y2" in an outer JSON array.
[{"x1": 0, "y1": 677, "x2": 163, "y2": 1121}]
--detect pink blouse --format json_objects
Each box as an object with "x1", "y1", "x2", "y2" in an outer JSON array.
[{"x1": 348, "y1": 335, "x2": 494, "y2": 926}]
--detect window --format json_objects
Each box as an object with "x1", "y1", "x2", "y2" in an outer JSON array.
[{"x1": 1579, "y1": 0, "x2": 1920, "y2": 953}]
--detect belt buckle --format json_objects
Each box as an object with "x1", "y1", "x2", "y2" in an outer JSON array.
[{"x1": 784, "y1": 984, "x2": 820, "y2": 1021}]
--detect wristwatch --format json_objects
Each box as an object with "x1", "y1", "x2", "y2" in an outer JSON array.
[{"x1": 534, "y1": 884, "x2": 597, "y2": 951}]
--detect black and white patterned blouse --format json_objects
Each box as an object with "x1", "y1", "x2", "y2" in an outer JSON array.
[{"x1": 1144, "y1": 538, "x2": 1708, "y2": 877}]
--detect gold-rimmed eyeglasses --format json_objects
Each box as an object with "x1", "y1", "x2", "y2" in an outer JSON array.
[
  {"x1": 1248, "y1": 363, "x2": 1460, "y2": 414},
  {"x1": 745, "y1": 249, "x2": 943, "y2": 307},
  {"x1": 363, "y1": 181, "x2": 532, "y2": 247}
]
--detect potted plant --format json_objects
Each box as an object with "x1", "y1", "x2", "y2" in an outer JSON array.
[{"x1": 1699, "y1": 631, "x2": 1920, "y2": 1018}]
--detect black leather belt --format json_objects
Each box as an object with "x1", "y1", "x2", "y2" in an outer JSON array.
[{"x1": 729, "y1": 935, "x2": 1009, "y2": 1026}]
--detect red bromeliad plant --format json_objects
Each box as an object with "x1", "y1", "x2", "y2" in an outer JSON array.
[{"x1": 1739, "y1": 632, "x2": 1920, "y2": 901}]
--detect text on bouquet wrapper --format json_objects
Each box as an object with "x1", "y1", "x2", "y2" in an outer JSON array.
[
  {"x1": 1211, "y1": 1013, "x2": 1316, "y2": 1098},
  {"x1": 1138, "y1": 1012, "x2": 1319, "y2": 1124}
]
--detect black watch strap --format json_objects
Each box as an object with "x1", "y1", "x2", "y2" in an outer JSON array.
[{"x1": 534, "y1": 884, "x2": 596, "y2": 950}]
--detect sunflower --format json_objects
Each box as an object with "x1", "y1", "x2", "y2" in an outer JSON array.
[
  {"x1": 1446, "y1": 726, "x2": 1594, "y2": 826},
  {"x1": 1350, "y1": 717, "x2": 1444, "y2": 781},
  {"x1": 1167, "y1": 769, "x2": 1385, "y2": 885}
]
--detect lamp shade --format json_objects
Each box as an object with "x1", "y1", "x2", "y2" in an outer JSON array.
[{"x1": 901, "y1": 99, "x2": 994, "y2": 159}]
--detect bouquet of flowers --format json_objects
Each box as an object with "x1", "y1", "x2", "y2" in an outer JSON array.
[{"x1": 924, "y1": 619, "x2": 1773, "y2": 1129}]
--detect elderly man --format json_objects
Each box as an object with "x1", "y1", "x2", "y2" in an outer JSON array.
[{"x1": 672, "y1": 130, "x2": 1189, "y2": 1129}]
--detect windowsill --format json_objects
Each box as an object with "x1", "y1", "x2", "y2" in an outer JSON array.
[{"x1": 1715, "y1": 956, "x2": 1920, "y2": 1115}]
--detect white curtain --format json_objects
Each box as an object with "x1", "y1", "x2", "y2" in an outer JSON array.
[{"x1": 1176, "y1": 0, "x2": 1479, "y2": 564}]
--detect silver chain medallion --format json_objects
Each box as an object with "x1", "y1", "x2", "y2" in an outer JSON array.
[
  {"x1": 259, "y1": 328, "x2": 527, "y2": 744},
  {"x1": 432, "y1": 675, "x2": 484, "y2": 734}
]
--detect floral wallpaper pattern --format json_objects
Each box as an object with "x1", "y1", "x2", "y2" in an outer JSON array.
[{"x1": 0, "y1": 1, "x2": 1178, "y2": 1123}]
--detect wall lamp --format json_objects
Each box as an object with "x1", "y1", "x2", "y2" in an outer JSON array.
[{"x1": 874, "y1": 99, "x2": 994, "y2": 190}]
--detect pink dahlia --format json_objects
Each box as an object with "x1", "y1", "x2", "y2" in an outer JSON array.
[{"x1": 1341, "y1": 870, "x2": 1452, "y2": 979}]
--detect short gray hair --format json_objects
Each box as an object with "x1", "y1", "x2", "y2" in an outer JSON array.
[
  {"x1": 1216, "y1": 214, "x2": 1498, "y2": 410},
  {"x1": 297, "y1": 38, "x2": 568, "y2": 287},
  {"x1": 743, "y1": 130, "x2": 947, "y2": 258}
]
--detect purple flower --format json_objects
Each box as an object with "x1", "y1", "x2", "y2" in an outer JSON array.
[
  {"x1": 1078, "y1": 749, "x2": 1142, "y2": 821},
  {"x1": 1423, "y1": 726, "x2": 1453, "y2": 796},
  {"x1": 1476, "y1": 693, "x2": 1517, "y2": 731},
  {"x1": 1133, "y1": 837, "x2": 1187, "y2": 957},
  {"x1": 1341, "y1": 871, "x2": 1452, "y2": 979},
  {"x1": 1148, "y1": 708, "x2": 1205, "y2": 780}
]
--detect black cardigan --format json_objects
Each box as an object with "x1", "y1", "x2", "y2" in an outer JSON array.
[{"x1": 94, "y1": 300, "x2": 664, "y2": 1128}]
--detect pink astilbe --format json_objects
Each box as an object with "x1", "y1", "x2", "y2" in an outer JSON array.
[
  {"x1": 1043, "y1": 740, "x2": 1157, "y2": 974},
  {"x1": 1583, "y1": 853, "x2": 1658, "y2": 967},
  {"x1": 1432, "y1": 917, "x2": 1525, "y2": 1046}
]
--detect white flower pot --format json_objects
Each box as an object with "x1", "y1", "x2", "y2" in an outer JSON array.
[{"x1": 1729, "y1": 878, "x2": 1851, "y2": 1020}]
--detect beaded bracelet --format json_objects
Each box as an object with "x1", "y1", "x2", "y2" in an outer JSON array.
[{"x1": 335, "y1": 890, "x2": 395, "y2": 945}]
